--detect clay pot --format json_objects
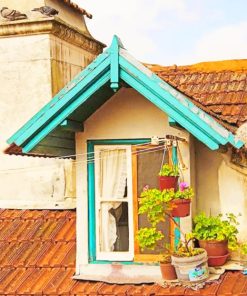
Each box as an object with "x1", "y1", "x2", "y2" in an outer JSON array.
[
  {"x1": 160, "y1": 262, "x2": 177, "y2": 280},
  {"x1": 208, "y1": 253, "x2": 229, "y2": 267},
  {"x1": 171, "y1": 199, "x2": 191, "y2": 217},
  {"x1": 199, "y1": 240, "x2": 228, "y2": 256},
  {"x1": 159, "y1": 176, "x2": 178, "y2": 190}
]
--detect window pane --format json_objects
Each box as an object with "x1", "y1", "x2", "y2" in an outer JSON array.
[{"x1": 100, "y1": 202, "x2": 129, "y2": 252}]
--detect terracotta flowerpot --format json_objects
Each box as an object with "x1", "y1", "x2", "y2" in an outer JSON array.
[
  {"x1": 159, "y1": 176, "x2": 178, "y2": 190},
  {"x1": 171, "y1": 249, "x2": 209, "y2": 282},
  {"x1": 199, "y1": 240, "x2": 228, "y2": 256},
  {"x1": 171, "y1": 199, "x2": 191, "y2": 217},
  {"x1": 160, "y1": 262, "x2": 177, "y2": 280},
  {"x1": 208, "y1": 253, "x2": 229, "y2": 267}
]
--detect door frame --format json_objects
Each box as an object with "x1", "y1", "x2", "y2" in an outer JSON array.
[{"x1": 87, "y1": 139, "x2": 150, "y2": 263}]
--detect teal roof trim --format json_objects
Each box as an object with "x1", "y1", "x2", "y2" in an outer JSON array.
[{"x1": 7, "y1": 35, "x2": 244, "y2": 156}]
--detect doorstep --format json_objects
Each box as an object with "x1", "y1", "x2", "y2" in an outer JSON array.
[{"x1": 74, "y1": 263, "x2": 162, "y2": 284}]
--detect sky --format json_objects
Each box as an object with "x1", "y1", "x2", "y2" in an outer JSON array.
[{"x1": 73, "y1": 0, "x2": 247, "y2": 66}]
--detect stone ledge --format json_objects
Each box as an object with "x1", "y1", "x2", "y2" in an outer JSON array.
[{"x1": 0, "y1": 17, "x2": 105, "y2": 55}]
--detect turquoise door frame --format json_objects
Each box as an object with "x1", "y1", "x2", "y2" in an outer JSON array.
[
  {"x1": 87, "y1": 138, "x2": 150, "y2": 263},
  {"x1": 87, "y1": 138, "x2": 180, "y2": 263}
]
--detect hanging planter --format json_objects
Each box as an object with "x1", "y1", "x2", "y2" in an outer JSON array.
[
  {"x1": 159, "y1": 176, "x2": 179, "y2": 190},
  {"x1": 158, "y1": 164, "x2": 179, "y2": 190},
  {"x1": 171, "y1": 199, "x2": 191, "y2": 217},
  {"x1": 170, "y1": 182, "x2": 193, "y2": 217}
]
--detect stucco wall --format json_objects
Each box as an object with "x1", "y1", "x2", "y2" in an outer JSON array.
[
  {"x1": 195, "y1": 140, "x2": 247, "y2": 241},
  {"x1": 0, "y1": 33, "x2": 73, "y2": 208},
  {"x1": 0, "y1": 11, "x2": 101, "y2": 208},
  {"x1": 75, "y1": 88, "x2": 193, "y2": 267},
  {"x1": 50, "y1": 35, "x2": 96, "y2": 95}
]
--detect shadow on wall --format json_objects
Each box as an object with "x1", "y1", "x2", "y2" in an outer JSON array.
[
  {"x1": 218, "y1": 159, "x2": 247, "y2": 241},
  {"x1": 195, "y1": 140, "x2": 222, "y2": 215}
]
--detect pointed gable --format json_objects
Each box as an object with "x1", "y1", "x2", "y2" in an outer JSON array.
[{"x1": 6, "y1": 36, "x2": 244, "y2": 157}]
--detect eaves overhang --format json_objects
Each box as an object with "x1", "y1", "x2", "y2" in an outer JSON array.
[{"x1": 6, "y1": 35, "x2": 244, "y2": 157}]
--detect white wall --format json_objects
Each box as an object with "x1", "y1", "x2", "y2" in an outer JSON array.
[
  {"x1": 75, "y1": 88, "x2": 192, "y2": 268},
  {"x1": 0, "y1": 34, "x2": 68, "y2": 208},
  {"x1": 195, "y1": 140, "x2": 247, "y2": 241}
]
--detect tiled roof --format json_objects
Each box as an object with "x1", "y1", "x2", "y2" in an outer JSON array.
[
  {"x1": 0, "y1": 209, "x2": 246, "y2": 295},
  {"x1": 147, "y1": 60, "x2": 247, "y2": 131},
  {"x1": 61, "y1": 0, "x2": 92, "y2": 18}
]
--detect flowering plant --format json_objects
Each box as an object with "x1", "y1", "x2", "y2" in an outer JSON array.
[{"x1": 174, "y1": 182, "x2": 194, "y2": 200}]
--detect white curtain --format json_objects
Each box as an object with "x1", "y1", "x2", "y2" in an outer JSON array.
[{"x1": 98, "y1": 149, "x2": 127, "y2": 252}]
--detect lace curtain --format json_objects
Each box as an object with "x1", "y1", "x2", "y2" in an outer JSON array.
[{"x1": 98, "y1": 149, "x2": 127, "y2": 252}]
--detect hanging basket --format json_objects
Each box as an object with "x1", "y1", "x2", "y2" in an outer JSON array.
[
  {"x1": 171, "y1": 199, "x2": 191, "y2": 217},
  {"x1": 159, "y1": 176, "x2": 178, "y2": 191}
]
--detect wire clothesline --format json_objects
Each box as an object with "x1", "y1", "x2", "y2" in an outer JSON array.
[{"x1": 0, "y1": 140, "x2": 183, "y2": 174}]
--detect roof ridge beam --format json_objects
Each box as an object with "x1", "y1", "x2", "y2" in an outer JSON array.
[{"x1": 110, "y1": 35, "x2": 122, "y2": 92}]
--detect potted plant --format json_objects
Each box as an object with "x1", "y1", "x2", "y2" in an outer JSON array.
[
  {"x1": 171, "y1": 182, "x2": 193, "y2": 217},
  {"x1": 136, "y1": 188, "x2": 209, "y2": 282},
  {"x1": 171, "y1": 234, "x2": 209, "y2": 282},
  {"x1": 158, "y1": 164, "x2": 179, "y2": 190},
  {"x1": 193, "y1": 213, "x2": 239, "y2": 266}
]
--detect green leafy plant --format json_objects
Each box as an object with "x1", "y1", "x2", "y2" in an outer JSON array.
[
  {"x1": 193, "y1": 213, "x2": 239, "y2": 250},
  {"x1": 159, "y1": 164, "x2": 179, "y2": 177},
  {"x1": 241, "y1": 243, "x2": 247, "y2": 255},
  {"x1": 136, "y1": 187, "x2": 199, "y2": 258},
  {"x1": 137, "y1": 227, "x2": 164, "y2": 250},
  {"x1": 138, "y1": 188, "x2": 174, "y2": 226}
]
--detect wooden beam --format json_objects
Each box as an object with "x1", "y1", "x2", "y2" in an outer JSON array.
[
  {"x1": 168, "y1": 117, "x2": 183, "y2": 129},
  {"x1": 60, "y1": 119, "x2": 84, "y2": 132}
]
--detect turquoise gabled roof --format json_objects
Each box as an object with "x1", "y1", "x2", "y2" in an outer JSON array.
[{"x1": 7, "y1": 35, "x2": 244, "y2": 157}]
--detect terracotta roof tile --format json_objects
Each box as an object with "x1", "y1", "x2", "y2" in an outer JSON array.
[
  {"x1": 217, "y1": 272, "x2": 247, "y2": 295},
  {"x1": 148, "y1": 60, "x2": 247, "y2": 130},
  {"x1": 61, "y1": 0, "x2": 92, "y2": 18},
  {"x1": 0, "y1": 209, "x2": 245, "y2": 295}
]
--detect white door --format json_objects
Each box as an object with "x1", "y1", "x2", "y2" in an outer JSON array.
[{"x1": 94, "y1": 145, "x2": 134, "y2": 261}]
